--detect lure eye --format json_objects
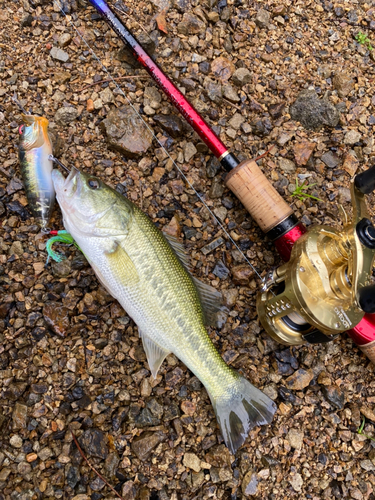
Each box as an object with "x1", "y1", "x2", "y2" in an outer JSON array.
[
  {"x1": 88, "y1": 178, "x2": 100, "y2": 190},
  {"x1": 19, "y1": 125, "x2": 25, "y2": 135}
]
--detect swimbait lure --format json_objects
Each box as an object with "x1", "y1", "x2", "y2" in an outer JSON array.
[{"x1": 18, "y1": 114, "x2": 55, "y2": 230}]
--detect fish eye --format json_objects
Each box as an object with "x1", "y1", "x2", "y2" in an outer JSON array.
[
  {"x1": 88, "y1": 178, "x2": 100, "y2": 190},
  {"x1": 19, "y1": 125, "x2": 25, "y2": 135}
]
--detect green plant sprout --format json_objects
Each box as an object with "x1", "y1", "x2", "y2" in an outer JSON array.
[
  {"x1": 355, "y1": 31, "x2": 373, "y2": 51},
  {"x1": 357, "y1": 416, "x2": 375, "y2": 442},
  {"x1": 291, "y1": 178, "x2": 322, "y2": 202}
]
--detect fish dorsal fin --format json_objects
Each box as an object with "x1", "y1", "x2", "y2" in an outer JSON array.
[
  {"x1": 192, "y1": 277, "x2": 223, "y2": 327},
  {"x1": 140, "y1": 331, "x2": 171, "y2": 379},
  {"x1": 162, "y1": 232, "x2": 223, "y2": 326},
  {"x1": 163, "y1": 232, "x2": 191, "y2": 271},
  {"x1": 105, "y1": 240, "x2": 140, "y2": 287}
]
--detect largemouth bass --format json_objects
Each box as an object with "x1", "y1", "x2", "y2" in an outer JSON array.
[
  {"x1": 18, "y1": 114, "x2": 54, "y2": 230},
  {"x1": 52, "y1": 169, "x2": 276, "y2": 453}
]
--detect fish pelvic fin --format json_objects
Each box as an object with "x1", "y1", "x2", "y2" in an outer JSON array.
[
  {"x1": 209, "y1": 374, "x2": 277, "y2": 455},
  {"x1": 141, "y1": 332, "x2": 170, "y2": 379}
]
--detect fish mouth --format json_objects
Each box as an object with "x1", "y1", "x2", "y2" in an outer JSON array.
[
  {"x1": 63, "y1": 167, "x2": 80, "y2": 198},
  {"x1": 59, "y1": 169, "x2": 117, "y2": 227}
]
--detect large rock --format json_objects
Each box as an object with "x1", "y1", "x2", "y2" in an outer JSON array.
[
  {"x1": 290, "y1": 89, "x2": 340, "y2": 130},
  {"x1": 100, "y1": 107, "x2": 153, "y2": 158}
]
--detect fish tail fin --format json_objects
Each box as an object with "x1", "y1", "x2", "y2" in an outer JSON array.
[{"x1": 209, "y1": 373, "x2": 277, "y2": 454}]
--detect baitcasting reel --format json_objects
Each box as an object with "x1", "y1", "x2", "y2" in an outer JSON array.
[{"x1": 257, "y1": 166, "x2": 375, "y2": 350}]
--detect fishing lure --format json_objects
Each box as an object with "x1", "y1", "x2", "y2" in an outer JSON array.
[{"x1": 18, "y1": 114, "x2": 55, "y2": 231}]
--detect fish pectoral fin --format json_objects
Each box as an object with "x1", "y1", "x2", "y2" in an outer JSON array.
[
  {"x1": 192, "y1": 277, "x2": 225, "y2": 327},
  {"x1": 140, "y1": 332, "x2": 170, "y2": 379},
  {"x1": 105, "y1": 240, "x2": 140, "y2": 286}
]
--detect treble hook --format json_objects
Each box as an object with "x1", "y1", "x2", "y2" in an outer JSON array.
[{"x1": 48, "y1": 155, "x2": 72, "y2": 173}]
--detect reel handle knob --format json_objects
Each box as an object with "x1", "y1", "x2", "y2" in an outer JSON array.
[
  {"x1": 358, "y1": 284, "x2": 375, "y2": 314},
  {"x1": 354, "y1": 165, "x2": 375, "y2": 194}
]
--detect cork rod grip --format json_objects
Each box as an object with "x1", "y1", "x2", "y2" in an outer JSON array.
[
  {"x1": 359, "y1": 342, "x2": 375, "y2": 364},
  {"x1": 225, "y1": 159, "x2": 293, "y2": 233}
]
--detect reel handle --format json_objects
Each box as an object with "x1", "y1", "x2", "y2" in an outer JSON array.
[
  {"x1": 225, "y1": 159, "x2": 293, "y2": 233},
  {"x1": 355, "y1": 165, "x2": 375, "y2": 194}
]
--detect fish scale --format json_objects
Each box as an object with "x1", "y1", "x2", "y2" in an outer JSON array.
[{"x1": 52, "y1": 168, "x2": 276, "y2": 453}]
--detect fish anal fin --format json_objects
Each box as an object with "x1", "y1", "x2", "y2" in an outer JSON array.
[
  {"x1": 141, "y1": 332, "x2": 170, "y2": 379},
  {"x1": 192, "y1": 277, "x2": 224, "y2": 327},
  {"x1": 105, "y1": 240, "x2": 139, "y2": 287}
]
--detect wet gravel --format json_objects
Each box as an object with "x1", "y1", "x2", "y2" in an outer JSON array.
[{"x1": 1, "y1": 0, "x2": 375, "y2": 498}]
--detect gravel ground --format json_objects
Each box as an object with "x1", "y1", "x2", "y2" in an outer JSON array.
[{"x1": 1, "y1": 0, "x2": 375, "y2": 499}]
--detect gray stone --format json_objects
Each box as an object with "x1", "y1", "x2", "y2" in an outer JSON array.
[
  {"x1": 360, "y1": 460, "x2": 375, "y2": 472},
  {"x1": 213, "y1": 206, "x2": 228, "y2": 222},
  {"x1": 279, "y1": 158, "x2": 296, "y2": 173},
  {"x1": 289, "y1": 472, "x2": 303, "y2": 492},
  {"x1": 242, "y1": 470, "x2": 259, "y2": 496},
  {"x1": 54, "y1": 106, "x2": 79, "y2": 125},
  {"x1": 339, "y1": 187, "x2": 351, "y2": 203},
  {"x1": 153, "y1": 114, "x2": 184, "y2": 138},
  {"x1": 232, "y1": 67, "x2": 252, "y2": 86},
  {"x1": 12, "y1": 403, "x2": 27, "y2": 430},
  {"x1": 184, "y1": 142, "x2": 197, "y2": 162},
  {"x1": 21, "y1": 14, "x2": 34, "y2": 27},
  {"x1": 290, "y1": 89, "x2": 340, "y2": 130},
  {"x1": 209, "y1": 178, "x2": 225, "y2": 199},
  {"x1": 172, "y1": 0, "x2": 192, "y2": 12},
  {"x1": 321, "y1": 385, "x2": 345, "y2": 409},
  {"x1": 100, "y1": 106, "x2": 153, "y2": 158},
  {"x1": 183, "y1": 452, "x2": 201, "y2": 472},
  {"x1": 344, "y1": 130, "x2": 362, "y2": 145},
  {"x1": 255, "y1": 9, "x2": 270, "y2": 28},
  {"x1": 52, "y1": 259, "x2": 72, "y2": 278},
  {"x1": 177, "y1": 14, "x2": 206, "y2": 35},
  {"x1": 229, "y1": 113, "x2": 245, "y2": 130},
  {"x1": 79, "y1": 429, "x2": 108, "y2": 459},
  {"x1": 205, "y1": 80, "x2": 222, "y2": 103},
  {"x1": 59, "y1": 33, "x2": 72, "y2": 47},
  {"x1": 333, "y1": 72, "x2": 355, "y2": 97},
  {"x1": 131, "y1": 431, "x2": 166, "y2": 460},
  {"x1": 10, "y1": 434, "x2": 23, "y2": 448},
  {"x1": 50, "y1": 46, "x2": 69, "y2": 62},
  {"x1": 321, "y1": 151, "x2": 340, "y2": 169},
  {"x1": 213, "y1": 260, "x2": 230, "y2": 280},
  {"x1": 223, "y1": 84, "x2": 240, "y2": 103},
  {"x1": 99, "y1": 87, "x2": 115, "y2": 105},
  {"x1": 286, "y1": 429, "x2": 304, "y2": 450},
  {"x1": 201, "y1": 236, "x2": 225, "y2": 255}
]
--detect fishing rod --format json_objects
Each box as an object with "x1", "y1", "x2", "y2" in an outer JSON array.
[
  {"x1": 87, "y1": 0, "x2": 305, "y2": 260},
  {"x1": 87, "y1": 0, "x2": 375, "y2": 361}
]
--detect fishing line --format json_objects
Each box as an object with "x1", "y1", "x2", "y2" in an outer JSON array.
[{"x1": 53, "y1": 0, "x2": 265, "y2": 283}]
